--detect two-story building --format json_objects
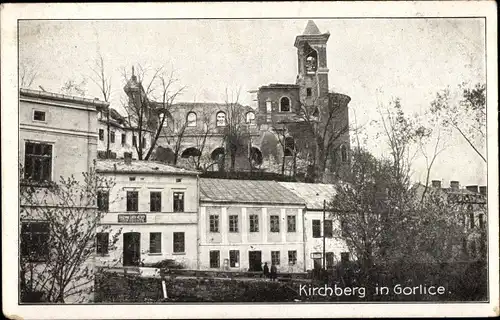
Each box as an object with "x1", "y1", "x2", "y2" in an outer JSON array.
[
  {"x1": 198, "y1": 178, "x2": 306, "y2": 272},
  {"x1": 95, "y1": 158, "x2": 199, "y2": 269},
  {"x1": 280, "y1": 182, "x2": 349, "y2": 270}
]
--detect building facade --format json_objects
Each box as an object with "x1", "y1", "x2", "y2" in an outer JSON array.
[
  {"x1": 96, "y1": 106, "x2": 152, "y2": 160},
  {"x1": 19, "y1": 88, "x2": 105, "y2": 302},
  {"x1": 198, "y1": 178, "x2": 306, "y2": 272},
  {"x1": 95, "y1": 159, "x2": 199, "y2": 269},
  {"x1": 280, "y1": 182, "x2": 350, "y2": 270}
]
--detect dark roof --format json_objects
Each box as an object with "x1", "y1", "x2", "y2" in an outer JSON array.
[
  {"x1": 303, "y1": 20, "x2": 321, "y2": 35},
  {"x1": 259, "y1": 83, "x2": 299, "y2": 89},
  {"x1": 280, "y1": 182, "x2": 337, "y2": 210},
  {"x1": 20, "y1": 88, "x2": 109, "y2": 108},
  {"x1": 96, "y1": 159, "x2": 198, "y2": 176},
  {"x1": 199, "y1": 178, "x2": 305, "y2": 205}
]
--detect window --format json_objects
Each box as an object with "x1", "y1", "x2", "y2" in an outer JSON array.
[
  {"x1": 479, "y1": 214, "x2": 485, "y2": 229},
  {"x1": 21, "y1": 222, "x2": 50, "y2": 262},
  {"x1": 341, "y1": 252, "x2": 350, "y2": 263},
  {"x1": 312, "y1": 220, "x2": 321, "y2": 238},
  {"x1": 229, "y1": 250, "x2": 240, "y2": 267},
  {"x1": 142, "y1": 137, "x2": 146, "y2": 148},
  {"x1": 129, "y1": 177, "x2": 136, "y2": 181},
  {"x1": 99, "y1": 129, "x2": 105, "y2": 141},
  {"x1": 341, "y1": 145, "x2": 348, "y2": 162},
  {"x1": 110, "y1": 131, "x2": 115, "y2": 143},
  {"x1": 24, "y1": 142, "x2": 52, "y2": 182},
  {"x1": 287, "y1": 215, "x2": 296, "y2": 232},
  {"x1": 176, "y1": 178, "x2": 182, "y2": 183},
  {"x1": 187, "y1": 112, "x2": 197, "y2": 127},
  {"x1": 284, "y1": 137, "x2": 295, "y2": 157},
  {"x1": 249, "y1": 214, "x2": 259, "y2": 232},
  {"x1": 288, "y1": 250, "x2": 297, "y2": 265},
  {"x1": 469, "y1": 212, "x2": 475, "y2": 229},
  {"x1": 266, "y1": 100, "x2": 272, "y2": 113},
  {"x1": 270, "y1": 215, "x2": 280, "y2": 233},
  {"x1": 280, "y1": 97, "x2": 291, "y2": 112},
  {"x1": 97, "y1": 191, "x2": 109, "y2": 212},
  {"x1": 132, "y1": 136, "x2": 137, "y2": 147},
  {"x1": 209, "y1": 215, "x2": 219, "y2": 233},
  {"x1": 341, "y1": 220, "x2": 348, "y2": 237},
  {"x1": 326, "y1": 252, "x2": 334, "y2": 268},
  {"x1": 121, "y1": 133, "x2": 126, "y2": 145},
  {"x1": 173, "y1": 192, "x2": 184, "y2": 212},
  {"x1": 173, "y1": 232, "x2": 185, "y2": 253},
  {"x1": 210, "y1": 250, "x2": 220, "y2": 268},
  {"x1": 229, "y1": 215, "x2": 239, "y2": 233},
  {"x1": 96, "y1": 232, "x2": 109, "y2": 255},
  {"x1": 149, "y1": 232, "x2": 162, "y2": 254},
  {"x1": 271, "y1": 251, "x2": 280, "y2": 265},
  {"x1": 124, "y1": 152, "x2": 132, "y2": 159},
  {"x1": 245, "y1": 112, "x2": 255, "y2": 124},
  {"x1": 216, "y1": 111, "x2": 226, "y2": 127},
  {"x1": 324, "y1": 220, "x2": 333, "y2": 238},
  {"x1": 306, "y1": 88, "x2": 312, "y2": 97},
  {"x1": 150, "y1": 192, "x2": 162, "y2": 212},
  {"x1": 126, "y1": 191, "x2": 139, "y2": 212},
  {"x1": 33, "y1": 110, "x2": 46, "y2": 121}
]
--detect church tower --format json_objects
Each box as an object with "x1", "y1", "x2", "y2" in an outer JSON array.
[{"x1": 294, "y1": 20, "x2": 330, "y2": 104}]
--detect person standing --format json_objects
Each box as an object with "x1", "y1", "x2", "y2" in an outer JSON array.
[
  {"x1": 270, "y1": 263, "x2": 277, "y2": 281},
  {"x1": 263, "y1": 262, "x2": 270, "y2": 279}
]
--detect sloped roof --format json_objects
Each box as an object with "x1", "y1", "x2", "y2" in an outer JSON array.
[
  {"x1": 279, "y1": 182, "x2": 337, "y2": 210},
  {"x1": 20, "y1": 88, "x2": 109, "y2": 108},
  {"x1": 303, "y1": 20, "x2": 321, "y2": 35},
  {"x1": 199, "y1": 178, "x2": 304, "y2": 205},
  {"x1": 96, "y1": 159, "x2": 198, "y2": 176}
]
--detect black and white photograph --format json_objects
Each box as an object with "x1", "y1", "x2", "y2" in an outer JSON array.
[{"x1": 1, "y1": 2, "x2": 498, "y2": 318}]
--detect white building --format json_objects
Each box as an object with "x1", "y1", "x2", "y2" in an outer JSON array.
[
  {"x1": 198, "y1": 178, "x2": 306, "y2": 272},
  {"x1": 19, "y1": 88, "x2": 105, "y2": 302},
  {"x1": 96, "y1": 107, "x2": 152, "y2": 160},
  {"x1": 95, "y1": 158, "x2": 199, "y2": 269},
  {"x1": 280, "y1": 182, "x2": 349, "y2": 270}
]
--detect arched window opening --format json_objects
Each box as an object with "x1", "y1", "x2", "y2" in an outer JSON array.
[
  {"x1": 304, "y1": 43, "x2": 318, "y2": 73},
  {"x1": 211, "y1": 147, "x2": 225, "y2": 161},
  {"x1": 340, "y1": 145, "x2": 348, "y2": 162},
  {"x1": 181, "y1": 147, "x2": 202, "y2": 159},
  {"x1": 216, "y1": 111, "x2": 226, "y2": 127},
  {"x1": 280, "y1": 97, "x2": 291, "y2": 112},
  {"x1": 246, "y1": 111, "x2": 255, "y2": 124},
  {"x1": 284, "y1": 137, "x2": 295, "y2": 157},
  {"x1": 187, "y1": 112, "x2": 197, "y2": 127},
  {"x1": 249, "y1": 147, "x2": 263, "y2": 166}
]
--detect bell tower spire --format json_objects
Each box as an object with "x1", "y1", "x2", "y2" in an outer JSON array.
[{"x1": 295, "y1": 20, "x2": 330, "y2": 101}]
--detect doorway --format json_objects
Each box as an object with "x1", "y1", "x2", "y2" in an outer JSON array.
[
  {"x1": 123, "y1": 232, "x2": 141, "y2": 266},
  {"x1": 248, "y1": 251, "x2": 262, "y2": 271}
]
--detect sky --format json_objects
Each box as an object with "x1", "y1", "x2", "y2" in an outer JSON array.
[{"x1": 18, "y1": 18, "x2": 487, "y2": 186}]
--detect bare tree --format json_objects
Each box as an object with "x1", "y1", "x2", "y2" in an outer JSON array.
[
  {"x1": 295, "y1": 94, "x2": 350, "y2": 181},
  {"x1": 61, "y1": 78, "x2": 87, "y2": 97},
  {"x1": 222, "y1": 88, "x2": 248, "y2": 171},
  {"x1": 121, "y1": 65, "x2": 185, "y2": 160},
  {"x1": 430, "y1": 83, "x2": 486, "y2": 162},
  {"x1": 89, "y1": 54, "x2": 113, "y2": 155},
  {"x1": 20, "y1": 62, "x2": 40, "y2": 88},
  {"x1": 19, "y1": 166, "x2": 121, "y2": 303}
]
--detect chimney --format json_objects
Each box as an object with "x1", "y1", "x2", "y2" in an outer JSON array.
[
  {"x1": 124, "y1": 152, "x2": 132, "y2": 165},
  {"x1": 431, "y1": 180, "x2": 441, "y2": 188},
  {"x1": 479, "y1": 186, "x2": 487, "y2": 196},
  {"x1": 466, "y1": 185, "x2": 478, "y2": 193},
  {"x1": 450, "y1": 180, "x2": 460, "y2": 190}
]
